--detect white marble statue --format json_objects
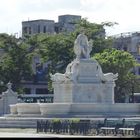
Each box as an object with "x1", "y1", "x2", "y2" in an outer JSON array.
[
  {"x1": 96, "y1": 61, "x2": 118, "y2": 82},
  {"x1": 65, "y1": 59, "x2": 79, "y2": 82},
  {"x1": 101, "y1": 73, "x2": 118, "y2": 82},
  {"x1": 50, "y1": 73, "x2": 67, "y2": 83},
  {"x1": 50, "y1": 59, "x2": 79, "y2": 83},
  {"x1": 74, "y1": 33, "x2": 93, "y2": 60}
]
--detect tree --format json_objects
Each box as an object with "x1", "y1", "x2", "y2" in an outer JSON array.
[
  {"x1": 93, "y1": 48, "x2": 140, "y2": 102},
  {"x1": 29, "y1": 33, "x2": 75, "y2": 73},
  {"x1": 0, "y1": 34, "x2": 33, "y2": 93}
]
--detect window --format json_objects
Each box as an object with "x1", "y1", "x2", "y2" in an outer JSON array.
[
  {"x1": 43, "y1": 26, "x2": 46, "y2": 33},
  {"x1": 123, "y1": 46, "x2": 127, "y2": 51},
  {"x1": 29, "y1": 27, "x2": 31, "y2": 34},
  {"x1": 55, "y1": 26, "x2": 59, "y2": 33},
  {"x1": 23, "y1": 27, "x2": 28, "y2": 34},
  {"x1": 38, "y1": 25, "x2": 40, "y2": 33}
]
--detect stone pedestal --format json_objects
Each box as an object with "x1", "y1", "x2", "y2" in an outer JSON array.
[
  {"x1": 53, "y1": 59, "x2": 115, "y2": 104},
  {"x1": 53, "y1": 82, "x2": 115, "y2": 103},
  {"x1": 77, "y1": 59, "x2": 101, "y2": 83}
]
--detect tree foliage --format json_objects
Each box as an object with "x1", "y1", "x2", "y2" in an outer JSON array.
[
  {"x1": 38, "y1": 33, "x2": 75, "y2": 73},
  {"x1": 0, "y1": 34, "x2": 33, "y2": 93},
  {"x1": 93, "y1": 48, "x2": 140, "y2": 102}
]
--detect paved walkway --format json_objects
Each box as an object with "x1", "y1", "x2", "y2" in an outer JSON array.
[
  {"x1": 0, "y1": 132, "x2": 137, "y2": 138},
  {"x1": 0, "y1": 129, "x2": 137, "y2": 138}
]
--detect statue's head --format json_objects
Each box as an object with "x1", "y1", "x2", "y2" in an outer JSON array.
[{"x1": 80, "y1": 28, "x2": 86, "y2": 34}]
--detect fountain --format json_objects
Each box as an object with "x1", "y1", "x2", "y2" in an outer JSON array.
[{"x1": 9, "y1": 33, "x2": 140, "y2": 118}]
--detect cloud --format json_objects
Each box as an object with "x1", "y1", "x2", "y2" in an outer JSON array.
[
  {"x1": 0, "y1": 0, "x2": 140, "y2": 36},
  {"x1": 78, "y1": 0, "x2": 140, "y2": 35},
  {"x1": 16, "y1": 0, "x2": 52, "y2": 13},
  {"x1": 80, "y1": 0, "x2": 106, "y2": 11},
  {"x1": 16, "y1": 0, "x2": 81, "y2": 14}
]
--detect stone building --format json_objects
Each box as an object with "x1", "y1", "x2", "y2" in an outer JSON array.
[
  {"x1": 22, "y1": 19, "x2": 55, "y2": 37},
  {"x1": 112, "y1": 31, "x2": 140, "y2": 75},
  {"x1": 22, "y1": 14, "x2": 81, "y2": 36},
  {"x1": 55, "y1": 15, "x2": 81, "y2": 33}
]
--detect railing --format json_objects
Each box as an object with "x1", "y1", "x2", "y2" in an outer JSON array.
[
  {"x1": 110, "y1": 31, "x2": 140, "y2": 39},
  {"x1": 36, "y1": 118, "x2": 140, "y2": 136},
  {"x1": 37, "y1": 119, "x2": 92, "y2": 135},
  {"x1": 18, "y1": 94, "x2": 54, "y2": 103}
]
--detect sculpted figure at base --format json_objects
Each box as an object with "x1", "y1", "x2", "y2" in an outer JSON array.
[
  {"x1": 50, "y1": 59, "x2": 79, "y2": 83},
  {"x1": 65, "y1": 59, "x2": 79, "y2": 82},
  {"x1": 50, "y1": 73, "x2": 67, "y2": 83},
  {"x1": 96, "y1": 61, "x2": 118, "y2": 82},
  {"x1": 74, "y1": 33, "x2": 93, "y2": 60},
  {"x1": 101, "y1": 73, "x2": 118, "y2": 82}
]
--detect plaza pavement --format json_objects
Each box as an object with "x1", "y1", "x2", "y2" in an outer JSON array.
[
  {"x1": 0, "y1": 132, "x2": 137, "y2": 138},
  {"x1": 0, "y1": 128, "x2": 137, "y2": 138},
  {"x1": 0, "y1": 116, "x2": 139, "y2": 138}
]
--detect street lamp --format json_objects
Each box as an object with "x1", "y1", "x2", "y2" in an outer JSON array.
[
  {"x1": 132, "y1": 84, "x2": 134, "y2": 103},
  {"x1": 131, "y1": 70, "x2": 135, "y2": 103}
]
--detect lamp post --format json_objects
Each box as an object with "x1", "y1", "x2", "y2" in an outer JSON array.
[
  {"x1": 131, "y1": 70, "x2": 135, "y2": 103},
  {"x1": 132, "y1": 84, "x2": 134, "y2": 103}
]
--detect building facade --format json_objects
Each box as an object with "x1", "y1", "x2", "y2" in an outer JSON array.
[
  {"x1": 55, "y1": 15, "x2": 81, "y2": 33},
  {"x1": 22, "y1": 19, "x2": 55, "y2": 36},
  {"x1": 112, "y1": 31, "x2": 140, "y2": 75},
  {"x1": 22, "y1": 15, "x2": 81, "y2": 37}
]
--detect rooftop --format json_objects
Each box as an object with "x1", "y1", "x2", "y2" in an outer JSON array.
[{"x1": 22, "y1": 19, "x2": 54, "y2": 23}]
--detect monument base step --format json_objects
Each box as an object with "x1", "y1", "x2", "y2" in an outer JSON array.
[
  {"x1": 4, "y1": 114, "x2": 42, "y2": 118},
  {"x1": 0, "y1": 113, "x2": 140, "y2": 128},
  {"x1": 5, "y1": 112, "x2": 140, "y2": 119},
  {"x1": 0, "y1": 117, "x2": 37, "y2": 128},
  {"x1": 40, "y1": 113, "x2": 140, "y2": 118}
]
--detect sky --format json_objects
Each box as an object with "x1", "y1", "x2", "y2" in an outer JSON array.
[{"x1": 0, "y1": 0, "x2": 140, "y2": 37}]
